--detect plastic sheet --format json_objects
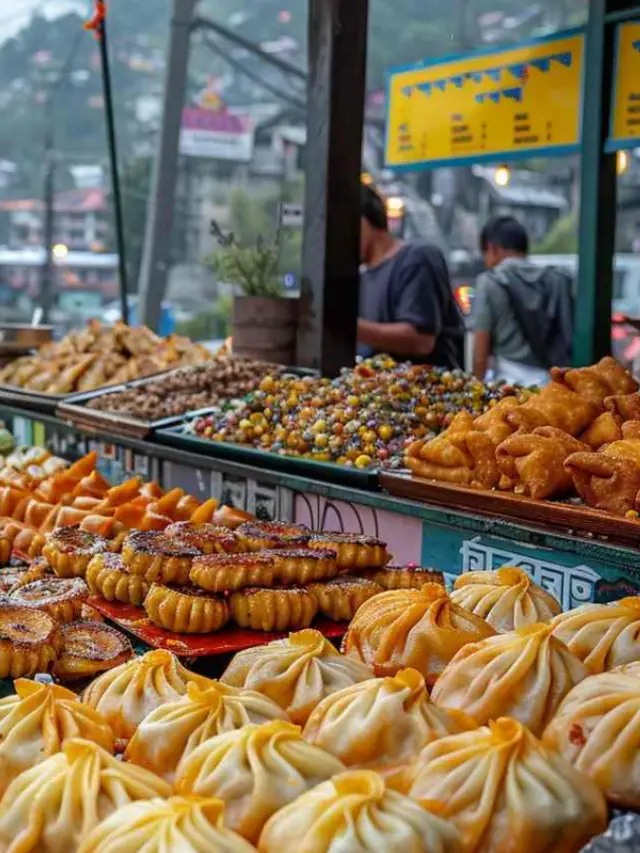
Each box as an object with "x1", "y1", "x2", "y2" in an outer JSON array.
[{"x1": 580, "y1": 813, "x2": 640, "y2": 852}]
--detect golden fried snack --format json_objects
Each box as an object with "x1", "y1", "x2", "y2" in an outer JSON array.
[
  {"x1": 506, "y1": 381, "x2": 600, "y2": 436},
  {"x1": 164, "y1": 521, "x2": 245, "y2": 554},
  {"x1": 175, "y1": 721, "x2": 345, "y2": 844},
  {"x1": 431, "y1": 623, "x2": 587, "y2": 735},
  {"x1": 0, "y1": 536, "x2": 9, "y2": 566},
  {"x1": 565, "y1": 421, "x2": 640, "y2": 515},
  {"x1": 307, "y1": 575, "x2": 383, "y2": 621},
  {"x1": 86, "y1": 552, "x2": 150, "y2": 607},
  {"x1": 307, "y1": 534, "x2": 390, "y2": 570},
  {"x1": 542, "y1": 665, "x2": 640, "y2": 808},
  {"x1": 495, "y1": 426, "x2": 590, "y2": 499},
  {"x1": 9, "y1": 577, "x2": 88, "y2": 623},
  {"x1": 579, "y1": 410, "x2": 623, "y2": 449},
  {"x1": 343, "y1": 585, "x2": 495, "y2": 686},
  {"x1": 236, "y1": 520, "x2": 310, "y2": 550},
  {"x1": 144, "y1": 584, "x2": 230, "y2": 634},
  {"x1": 550, "y1": 597, "x2": 640, "y2": 672},
  {"x1": 604, "y1": 390, "x2": 640, "y2": 422},
  {"x1": 0, "y1": 566, "x2": 34, "y2": 595},
  {"x1": 53, "y1": 621, "x2": 133, "y2": 682},
  {"x1": 450, "y1": 566, "x2": 561, "y2": 632},
  {"x1": 229, "y1": 586, "x2": 318, "y2": 632},
  {"x1": 0, "y1": 602, "x2": 61, "y2": 677},
  {"x1": 369, "y1": 565, "x2": 445, "y2": 590},
  {"x1": 409, "y1": 718, "x2": 607, "y2": 853},
  {"x1": 122, "y1": 530, "x2": 201, "y2": 584},
  {"x1": 43, "y1": 525, "x2": 109, "y2": 578},
  {"x1": 552, "y1": 355, "x2": 638, "y2": 405}
]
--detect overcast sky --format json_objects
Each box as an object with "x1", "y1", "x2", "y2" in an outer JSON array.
[{"x1": 0, "y1": 0, "x2": 88, "y2": 44}]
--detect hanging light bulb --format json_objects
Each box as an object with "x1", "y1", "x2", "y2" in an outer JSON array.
[{"x1": 494, "y1": 165, "x2": 511, "y2": 187}]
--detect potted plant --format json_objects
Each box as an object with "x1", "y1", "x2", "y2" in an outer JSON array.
[{"x1": 209, "y1": 222, "x2": 299, "y2": 365}]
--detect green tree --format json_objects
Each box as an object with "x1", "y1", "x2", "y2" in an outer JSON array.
[{"x1": 532, "y1": 214, "x2": 578, "y2": 254}]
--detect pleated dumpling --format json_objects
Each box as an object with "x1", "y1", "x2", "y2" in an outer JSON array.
[
  {"x1": 450, "y1": 567, "x2": 561, "y2": 631},
  {"x1": 259, "y1": 769, "x2": 462, "y2": 853},
  {"x1": 303, "y1": 668, "x2": 474, "y2": 783},
  {"x1": 125, "y1": 681, "x2": 288, "y2": 783},
  {"x1": 78, "y1": 797, "x2": 256, "y2": 853},
  {"x1": 550, "y1": 597, "x2": 640, "y2": 673},
  {"x1": 0, "y1": 678, "x2": 114, "y2": 797},
  {"x1": 432, "y1": 623, "x2": 587, "y2": 735},
  {"x1": 342, "y1": 586, "x2": 495, "y2": 686},
  {"x1": 409, "y1": 718, "x2": 607, "y2": 853},
  {"x1": 175, "y1": 720, "x2": 344, "y2": 843},
  {"x1": 82, "y1": 649, "x2": 213, "y2": 741},
  {"x1": 0, "y1": 739, "x2": 171, "y2": 853},
  {"x1": 221, "y1": 629, "x2": 374, "y2": 724},
  {"x1": 542, "y1": 664, "x2": 640, "y2": 808}
]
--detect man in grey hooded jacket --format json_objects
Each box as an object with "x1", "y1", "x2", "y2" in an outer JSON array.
[{"x1": 472, "y1": 215, "x2": 573, "y2": 386}]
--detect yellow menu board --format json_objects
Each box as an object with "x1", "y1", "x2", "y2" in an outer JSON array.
[
  {"x1": 609, "y1": 22, "x2": 640, "y2": 151},
  {"x1": 385, "y1": 30, "x2": 584, "y2": 169}
]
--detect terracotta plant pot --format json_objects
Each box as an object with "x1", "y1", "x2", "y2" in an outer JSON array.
[{"x1": 232, "y1": 296, "x2": 299, "y2": 365}]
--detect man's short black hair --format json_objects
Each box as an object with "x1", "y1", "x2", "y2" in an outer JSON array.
[
  {"x1": 480, "y1": 215, "x2": 529, "y2": 254},
  {"x1": 361, "y1": 184, "x2": 388, "y2": 231}
]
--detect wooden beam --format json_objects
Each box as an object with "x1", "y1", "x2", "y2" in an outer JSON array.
[{"x1": 298, "y1": 0, "x2": 369, "y2": 375}]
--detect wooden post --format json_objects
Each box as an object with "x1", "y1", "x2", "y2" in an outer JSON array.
[{"x1": 298, "y1": 0, "x2": 369, "y2": 375}]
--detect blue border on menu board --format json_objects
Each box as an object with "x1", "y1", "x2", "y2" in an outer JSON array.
[
  {"x1": 605, "y1": 19, "x2": 640, "y2": 153},
  {"x1": 384, "y1": 26, "x2": 586, "y2": 172}
]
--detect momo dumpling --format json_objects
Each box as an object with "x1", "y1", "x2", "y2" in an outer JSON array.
[
  {"x1": 303, "y1": 668, "x2": 473, "y2": 784},
  {"x1": 450, "y1": 567, "x2": 561, "y2": 632},
  {"x1": 0, "y1": 739, "x2": 171, "y2": 853},
  {"x1": 342, "y1": 586, "x2": 495, "y2": 686},
  {"x1": 431, "y1": 623, "x2": 587, "y2": 735},
  {"x1": 550, "y1": 597, "x2": 640, "y2": 673},
  {"x1": 543, "y1": 664, "x2": 640, "y2": 808},
  {"x1": 82, "y1": 649, "x2": 213, "y2": 741},
  {"x1": 0, "y1": 678, "x2": 114, "y2": 796},
  {"x1": 175, "y1": 720, "x2": 344, "y2": 843},
  {"x1": 125, "y1": 681, "x2": 288, "y2": 783},
  {"x1": 259, "y1": 769, "x2": 462, "y2": 853},
  {"x1": 78, "y1": 797, "x2": 256, "y2": 853},
  {"x1": 221, "y1": 629, "x2": 374, "y2": 724},
  {"x1": 409, "y1": 718, "x2": 607, "y2": 853}
]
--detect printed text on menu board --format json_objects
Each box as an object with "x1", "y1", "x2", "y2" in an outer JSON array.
[
  {"x1": 609, "y1": 22, "x2": 640, "y2": 151},
  {"x1": 385, "y1": 30, "x2": 584, "y2": 169}
]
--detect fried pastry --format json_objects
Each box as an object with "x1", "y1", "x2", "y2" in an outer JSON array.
[
  {"x1": 550, "y1": 597, "x2": 640, "y2": 672},
  {"x1": 579, "y1": 410, "x2": 623, "y2": 448},
  {"x1": 0, "y1": 567, "x2": 33, "y2": 595},
  {"x1": 236, "y1": 519, "x2": 310, "y2": 550},
  {"x1": 53, "y1": 621, "x2": 133, "y2": 682},
  {"x1": 307, "y1": 533, "x2": 390, "y2": 570},
  {"x1": 506, "y1": 381, "x2": 600, "y2": 436},
  {"x1": 229, "y1": 585, "x2": 318, "y2": 631},
  {"x1": 409, "y1": 718, "x2": 607, "y2": 853},
  {"x1": 0, "y1": 536, "x2": 9, "y2": 566},
  {"x1": 303, "y1": 668, "x2": 473, "y2": 784},
  {"x1": 86, "y1": 552, "x2": 149, "y2": 606},
  {"x1": 552, "y1": 355, "x2": 638, "y2": 405},
  {"x1": 144, "y1": 583, "x2": 230, "y2": 634},
  {"x1": 0, "y1": 602, "x2": 60, "y2": 677},
  {"x1": 0, "y1": 678, "x2": 114, "y2": 797},
  {"x1": 122, "y1": 530, "x2": 201, "y2": 584},
  {"x1": 307, "y1": 575, "x2": 383, "y2": 621},
  {"x1": 450, "y1": 566, "x2": 561, "y2": 631},
  {"x1": 221, "y1": 629, "x2": 374, "y2": 724},
  {"x1": 542, "y1": 665, "x2": 640, "y2": 807},
  {"x1": 431, "y1": 622, "x2": 587, "y2": 735},
  {"x1": 82, "y1": 648, "x2": 214, "y2": 741},
  {"x1": 78, "y1": 796, "x2": 255, "y2": 853},
  {"x1": 124, "y1": 681, "x2": 287, "y2": 783},
  {"x1": 191, "y1": 548, "x2": 337, "y2": 593},
  {"x1": 43, "y1": 526, "x2": 108, "y2": 578},
  {"x1": 343, "y1": 585, "x2": 495, "y2": 686},
  {"x1": 164, "y1": 521, "x2": 245, "y2": 554},
  {"x1": 175, "y1": 721, "x2": 344, "y2": 844},
  {"x1": 0, "y1": 739, "x2": 171, "y2": 853},
  {"x1": 496, "y1": 426, "x2": 589, "y2": 498},
  {"x1": 369, "y1": 565, "x2": 445, "y2": 590},
  {"x1": 10, "y1": 577, "x2": 88, "y2": 623},
  {"x1": 259, "y1": 769, "x2": 463, "y2": 853}
]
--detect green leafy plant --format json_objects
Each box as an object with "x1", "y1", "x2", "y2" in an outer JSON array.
[{"x1": 209, "y1": 221, "x2": 284, "y2": 298}]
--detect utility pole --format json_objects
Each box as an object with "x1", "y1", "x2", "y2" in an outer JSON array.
[
  {"x1": 41, "y1": 125, "x2": 56, "y2": 325},
  {"x1": 139, "y1": 0, "x2": 197, "y2": 330}
]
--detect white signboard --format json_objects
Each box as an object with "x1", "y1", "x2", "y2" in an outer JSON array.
[
  {"x1": 278, "y1": 203, "x2": 304, "y2": 228},
  {"x1": 179, "y1": 107, "x2": 254, "y2": 162}
]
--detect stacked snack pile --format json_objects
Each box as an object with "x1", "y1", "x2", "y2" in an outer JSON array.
[
  {"x1": 406, "y1": 355, "x2": 640, "y2": 517},
  {"x1": 86, "y1": 356, "x2": 281, "y2": 421},
  {"x1": 0, "y1": 319, "x2": 211, "y2": 394},
  {"x1": 0, "y1": 564, "x2": 636, "y2": 850},
  {"x1": 190, "y1": 356, "x2": 518, "y2": 470}
]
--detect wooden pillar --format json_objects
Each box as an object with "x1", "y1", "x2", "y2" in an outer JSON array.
[{"x1": 298, "y1": 0, "x2": 369, "y2": 375}]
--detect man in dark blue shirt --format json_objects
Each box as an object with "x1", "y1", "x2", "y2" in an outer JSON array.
[{"x1": 357, "y1": 185, "x2": 465, "y2": 368}]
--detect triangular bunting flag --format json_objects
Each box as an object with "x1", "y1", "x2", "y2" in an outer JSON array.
[
  {"x1": 633, "y1": 40, "x2": 640, "y2": 53},
  {"x1": 488, "y1": 91, "x2": 501, "y2": 104},
  {"x1": 531, "y1": 57, "x2": 551, "y2": 72},
  {"x1": 434, "y1": 79, "x2": 447, "y2": 92},
  {"x1": 551, "y1": 51, "x2": 572, "y2": 67},
  {"x1": 508, "y1": 63, "x2": 527, "y2": 80},
  {"x1": 475, "y1": 93, "x2": 486, "y2": 104},
  {"x1": 485, "y1": 67, "x2": 502, "y2": 81},
  {"x1": 401, "y1": 86, "x2": 413, "y2": 98},
  {"x1": 503, "y1": 86, "x2": 523, "y2": 102},
  {"x1": 450, "y1": 75, "x2": 464, "y2": 88},
  {"x1": 416, "y1": 82, "x2": 432, "y2": 96}
]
